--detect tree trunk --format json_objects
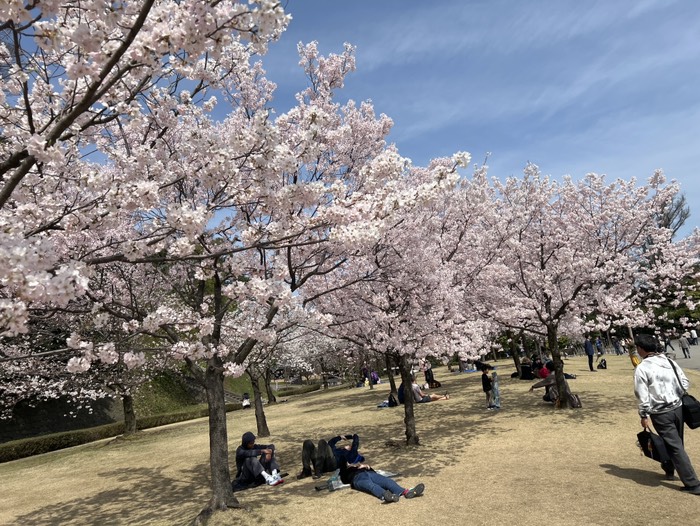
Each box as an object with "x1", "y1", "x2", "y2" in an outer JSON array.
[
  {"x1": 318, "y1": 356, "x2": 329, "y2": 390},
  {"x1": 547, "y1": 325, "x2": 570, "y2": 409},
  {"x1": 202, "y1": 356, "x2": 240, "y2": 514},
  {"x1": 264, "y1": 368, "x2": 277, "y2": 405},
  {"x1": 509, "y1": 333, "x2": 522, "y2": 377},
  {"x1": 122, "y1": 393, "x2": 137, "y2": 435},
  {"x1": 399, "y1": 354, "x2": 419, "y2": 445},
  {"x1": 385, "y1": 353, "x2": 397, "y2": 394},
  {"x1": 249, "y1": 370, "x2": 270, "y2": 437}
]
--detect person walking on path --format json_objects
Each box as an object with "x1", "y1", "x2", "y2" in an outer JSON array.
[
  {"x1": 679, "y1": 334, "x2": 692, "y2": 359},
  {"x1": 584, "y1": 336, "x2": 596, "y2": 372},
  {"x1": 664, "y1": 334, "x2": 676, "y2": 353},
  {"x1": 633, "y1": 334, "x2": 700, "y2": 494}
]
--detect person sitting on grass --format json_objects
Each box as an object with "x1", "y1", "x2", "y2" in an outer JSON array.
[
  {"x1": 338, "y1": 454, "x2": 425, "y2": 503},
  {"x1": 411, "y1": 373, "x2": 449, "y2": 403},
  {"x1": 232, "y1": 431, "x2": 285, "y2": 491}
]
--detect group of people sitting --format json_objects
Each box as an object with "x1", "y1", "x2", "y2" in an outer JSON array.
[
  {"x1": 231, "y1": 431, "x2": 425, "y2": 503},
  {"x1": 527, "y1": 359, "x2": 581, "y2": 407}
]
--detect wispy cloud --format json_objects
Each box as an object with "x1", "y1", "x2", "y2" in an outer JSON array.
[{"x1": 266, "y1": 0, "x2": 700, "y2": 235}]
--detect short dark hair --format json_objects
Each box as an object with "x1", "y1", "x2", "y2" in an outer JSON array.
[{"x1": 634, "y1": 334, "x2": 660, "y2": 354}]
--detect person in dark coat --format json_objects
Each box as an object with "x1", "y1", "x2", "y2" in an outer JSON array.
[
  {"x1": 232, "y1": 431, "x2": 284, "y2": 490},
  {"x1": 482, "y1": 365, "x2": 494, "y2": 409},
  {"x1": 584, "y1": 336, "x2": 595, "y2": 372}
]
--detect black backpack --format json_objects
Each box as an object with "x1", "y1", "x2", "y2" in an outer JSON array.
[
  {"x1": 388, "y1": 393, "x2": 399, "y2": 407},
  {"x1": 597, "y1": 359, "x2": 607, "y2": 369}
]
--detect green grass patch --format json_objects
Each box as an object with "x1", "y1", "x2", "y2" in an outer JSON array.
[{"x1": 133, "y1": 371, "x2": 201, "y2": 417}]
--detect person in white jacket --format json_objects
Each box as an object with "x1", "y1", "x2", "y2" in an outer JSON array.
[{"x1": 634, "y1": 334, "x2": 700, "y2": 494}]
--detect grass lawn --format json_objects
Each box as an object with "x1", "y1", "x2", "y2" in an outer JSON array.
[{"x1": 2, "y1": 355, "x2": 700, "y2": 526}]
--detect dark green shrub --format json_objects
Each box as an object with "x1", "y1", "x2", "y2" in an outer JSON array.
[
  {"x1": 275, "y1": 383, "x2": 322, "y2": 397},
  {"x1": 0, "y1": 402, "x2": 243, "y2": 463}
]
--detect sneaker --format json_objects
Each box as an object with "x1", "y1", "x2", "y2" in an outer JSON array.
[
  {"x1": 382, "y1": 489, "x2": 400, "y2": 503},
  {"x1": 267, "y1": 474, "x2": 284, "y2": 486},
  {"x1": 296, "y1": 469, "x2": 312, "y2": 480},
  {"x1": 404, "y1": 483, "x2": 425, "y2": 499},
  {"x1": 312, "y1": 472, "x2": 323, "y2": 480}
]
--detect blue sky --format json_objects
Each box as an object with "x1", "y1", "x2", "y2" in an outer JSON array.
[{"x1": 259, "y1": 0, "x2": 700, "y2": 238}]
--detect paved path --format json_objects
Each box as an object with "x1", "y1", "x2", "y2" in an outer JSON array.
[{"x1": 667, "y1": 338, "x2": 700, "y2": 371}]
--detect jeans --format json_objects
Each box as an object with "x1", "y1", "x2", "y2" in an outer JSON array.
[{"x1": 352, "y1": 471, "x2": 404, "y2": 499}]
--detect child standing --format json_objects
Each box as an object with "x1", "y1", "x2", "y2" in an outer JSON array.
[
  {"x1": 481, "y1": 365, "x2": 494, "y2": 409},
  {"x1": 491, "y1": 370, "x2": 501, "y2": 409}
]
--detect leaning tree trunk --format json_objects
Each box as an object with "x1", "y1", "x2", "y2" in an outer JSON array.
[
  {"x1": 546, "y1": 324, "x2": 571, "y2": 409},
  {"x1": 398, "y1": 354, "x2": 419, "y2": 445},
  {"x1": 264, "y1": 368, "x2": 277, "y2": 405},
  {"x1": 247, "y1": 370, "x2": 270, "y2": 437},
  {"x1": 122, "y1": 393, "x2": 137, "y2": 435}
]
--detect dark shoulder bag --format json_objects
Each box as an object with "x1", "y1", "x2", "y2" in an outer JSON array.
[{"x1": 668, "y1": 358, "x2": 700, "y2": 429}]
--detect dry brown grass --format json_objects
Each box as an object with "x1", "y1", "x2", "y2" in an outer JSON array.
[{"x1": 2, "y1": 356, "x2": 700, "y2": 526}]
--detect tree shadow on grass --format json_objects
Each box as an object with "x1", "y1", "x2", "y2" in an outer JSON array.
[
  {"x1": 271, "y1": 366, "x2": 642, "y2": 484},
  {"x1": 13, "y1": 361, "x2": 644, "y2": 524},
  {"x1": 12, "y1": 464, "x2": 211, "y2": 526}
]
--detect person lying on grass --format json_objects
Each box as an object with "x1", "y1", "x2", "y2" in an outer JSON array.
[
  {"x1": 297, "y1": 433, "x2": 364, "y2": 480},
  {"x1": 338, "y1": 454, "x2": 425, "y2": 503}
]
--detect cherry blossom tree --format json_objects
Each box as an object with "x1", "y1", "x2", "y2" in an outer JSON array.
[
  {"x1": 11, "y1": 37, "x2": 454, "y2": 522},
  {"x1": 315, "y1": 158, "x2": 499, "y2": 444},
  {"x1": 0, "y1": 0, "x2": 290, "y2": 338},
  {"x1": 478, "y1": 166, "x2": 700, "y2": 406},
  {"x1": 0, "y1": 259, "x2": 178, "y2": 436}
]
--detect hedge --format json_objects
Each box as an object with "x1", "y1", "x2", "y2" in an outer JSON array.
[
  {"x1": 0, "y1": 401, "x2": 242, "y2": 464},
  {"x1": 1, "y1": 383, "x2": 330, "y2": 463},
  {"x1": 275, "y1": 383, "x2": 322, "y2": 397}
]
